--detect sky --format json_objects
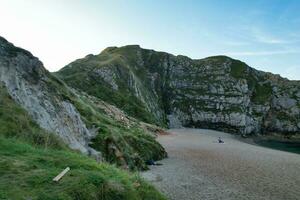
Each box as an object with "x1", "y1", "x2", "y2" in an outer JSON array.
[{"x1": 0, "y1": 0, "x2": 300, "y2": 80}]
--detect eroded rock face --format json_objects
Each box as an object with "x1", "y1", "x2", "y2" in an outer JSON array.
[
  {"x1": 0, "y1": 36, "x2": 98, "y2": 155},
  {"x1": 166, "y1": 56, "x2": 300, "y2": 135},
  {"x1": 58, "y1": 45, "x2": 300, "y2": 136},
  {"x1": 94, "y1": 67, "x2": 119, "y2": 90}
]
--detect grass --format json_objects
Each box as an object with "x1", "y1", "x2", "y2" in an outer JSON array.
[
  {"x1": 33, "y1": 72, "x2": 167, "y2": 171},
  {"x1": 90, "y1": 125, "x2": 167, "y2": 170},
  {"x1": 0, "y1": 84, "x2": 64, "y2": 149},
  {"x1": 0, "y1": 136, "x2": 167, "y2": 200},
  {"x1": 45, "y1": 70, "x2": 167, "y2": 170},
  {"x1": 72, "y1": 94, "x2": 167, "y2": 170},
  {"x1": 0, "y1": 83, "x2": 166, "y2": 200},
  {"x1": 275, "y1": 111, "x2": 298, "y2": 124},
  {"x1": 56, "y1": 46, "x2": 170, "y2": 127},
  {"x1": 56, "y1": 65, "x2": 159, "y2": 126},
  {"x1": 226, "y1": 58, "x2": 273, "y2": 104},
  {"x1": 230, "y1": 60, "x2": 247, "y2": 79},
  {"x1": 251, "y1": 83, "x2": 273, "y2": 104},
  {"x1": 56, "y1": 46, "x2": 299, "y2": 138}
]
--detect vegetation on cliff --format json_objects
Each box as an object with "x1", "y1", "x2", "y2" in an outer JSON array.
[
  {"x1": 70, "y1": 90, "x2": 167, "y2": 170},
  {"x1": 0, "y1": 37, "x2": 167, "y2": 200},
  {"x1": 57, "y1": 46, "x2": 300, "y2": 136},
  {"x1": 0, "y1": 83, "x2": 166, "y2": 200}
]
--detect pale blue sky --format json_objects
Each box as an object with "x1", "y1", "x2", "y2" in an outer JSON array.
[{"x1": 0, "y1": 0, "x2": 299, "y2": 80}]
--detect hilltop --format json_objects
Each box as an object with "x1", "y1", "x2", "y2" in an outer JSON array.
[{"x1": 57, "y1": 45, "x2": 300, "y2": 137}]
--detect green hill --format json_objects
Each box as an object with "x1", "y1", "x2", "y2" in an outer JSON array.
[
  {"x1": 0, "y1": 36, "x2": 167, "y2": 200},
  {"x1": 57, "y1": 45, "x2": 300, "y2": 137}
]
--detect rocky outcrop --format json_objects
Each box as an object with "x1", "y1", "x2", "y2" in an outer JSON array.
[
  {"x1": 58, "y1": 45, "x2": 300, "y2": 136},
  {"x1": 0, "y1": 37, "x2": 168, "y2": 169},
  {"x1": 0, "y1": 36, "x2": 98, "y2": 156}
]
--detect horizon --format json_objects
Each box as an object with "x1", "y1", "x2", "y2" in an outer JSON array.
[{"x1": 0, "y1": 0, "x2": 299, "y2": 80}]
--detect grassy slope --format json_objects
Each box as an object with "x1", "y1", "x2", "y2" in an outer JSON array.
[
  {"x1": 0, "y1": 137, "x2": 166, "y2": 200},
  {"x1": 56, "y1": 46, "x2": 169, "y2": 126},
  {"x1": 0, "y1": 84, "x2": 166, "y2": 200},
  {"x1": 71, "y1": 91, "x2": 167, "y2": 170},
  {"x1": 56, "y1": 54, "x2": 158, "y2": 125},
  {"x1": 45, "y1": 73, "x2": 167, "y2": 170}
]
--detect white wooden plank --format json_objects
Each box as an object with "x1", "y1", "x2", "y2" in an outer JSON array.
[{"x1": 53, "y1": 167, "x2": 70, "y2": 182}]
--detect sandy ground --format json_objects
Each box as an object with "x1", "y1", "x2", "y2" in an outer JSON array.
[{"x1": 142, "y1": 129, "x2": 300, "y2": 200}]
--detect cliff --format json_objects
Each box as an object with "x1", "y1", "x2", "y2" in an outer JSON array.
[{"x1": 57, "y1": 45, "x2": 300, "y2": 137}]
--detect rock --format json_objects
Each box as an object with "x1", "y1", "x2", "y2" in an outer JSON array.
[
  {"x1": 167, "y1": 113, "x2": 183, "y2": 128},
  {"x1": 0, "y1": 36, "x2": 98, "y2": 155},
  {"x1": 94, "y1": 67, "x2": 118, "y2": 90},
  {"x1": 273, "y1": 96, "x2": 297, "y2": 109},
  {"x1": 56, "y1": 45, "x2": 300, "y2": 136}
]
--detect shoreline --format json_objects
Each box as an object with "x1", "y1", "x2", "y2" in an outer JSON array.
[{"x1": 234, "y1": 134, "x2": 300, "y2": 155}]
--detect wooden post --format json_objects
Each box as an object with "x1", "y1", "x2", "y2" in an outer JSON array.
[{"x1": 53, "y1": 167, "x2": 70, "y2": 182}]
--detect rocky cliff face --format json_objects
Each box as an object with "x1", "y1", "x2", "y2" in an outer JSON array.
[
  {"x1": 167, "y1": 56, "x2": 300, "y2": 135},
  {"x1": 57, "y1": 45, "x2": 300, "y2": 136},
  {"x1": 0, "y1": 36, "x2": 97, "y2": 155},
  {"x1": 0, "y1": 37, "x2": 167, "y2": 169}
]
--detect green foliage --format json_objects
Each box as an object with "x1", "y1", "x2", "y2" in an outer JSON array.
[
  {"x1": 275, "y1": 111, "x2": 298, "y2": 124},
  {"x1": 86, "y1": 82, "x2": 157, "y2": 125},
  {"x1": 227, "y1": 58, "x2": 273, "y2": 104},
  {"x1": 230, "y1": 60, "x2": 247, "y2": 79},
  {"x1": 0, "y1": 84, "x2": 166, "y2": 200},
  {"x1": 252, "y1": 83, "x2": 272, "y2": 104},
  {"x1": 276, "y1": 111, "x2": 291, "y2": 121},
  {"x1": 0, "y1": 84, "x2": 64, "y2": 149},
  {"x1": 72, "y1": 95, "x2": 167, "y2": 170},
  {"x1": 91, "y1": 126, "x2": 167, "y2": 170},
  {"x1": 0, "y1": 38, "x2": 167, "y2": 199},
  {"x1": 56, "y1": 66, "x2": 158, "y2": 125},
  {"x1": 0, "y1": 137, "x2": 167, "y2": 200},
  {"x1": 56, "y1": 46, "x2": 168, "y2": 126},
  {"x1": 46, "y1": 72, "x2": 75, "y2": 103},
  {"x1": 46, "y1": 65, "x2": 167, "y2": 170}
]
